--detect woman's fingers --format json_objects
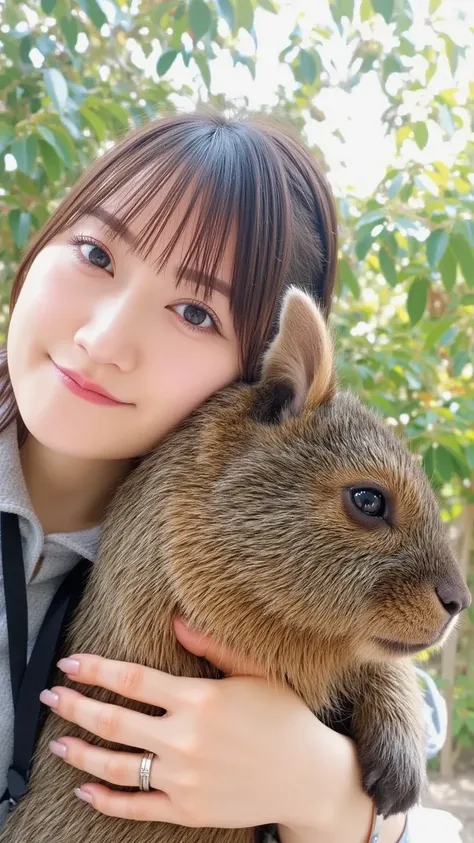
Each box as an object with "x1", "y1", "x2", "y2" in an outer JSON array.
[
  {"x1": 40, "y1": 686, "x2": 160, "y2": 752},
  {"x1": 56, "y1": 653, "x2": 183, "y2": 710},
  {"x1": 173, "y1": 616, "x2": 263, "y2": 678},
  {"x1": 50, "y1": 738, "x2": 210, "y2": 827},
  {"x1": 74, "y1": 784, "x2": 177, "y2": 824},
  {"x1": 49, "y1": 737, "x2": 162, "y2": 789}
]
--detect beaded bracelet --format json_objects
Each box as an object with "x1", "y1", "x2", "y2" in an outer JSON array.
[{"x1": 367, "y1": 807, "x2": 383, "y2": 843}]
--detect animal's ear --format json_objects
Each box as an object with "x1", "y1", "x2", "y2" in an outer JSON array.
[{"x1": 252, "y1": 286, "x2": 336, "y2": 424}]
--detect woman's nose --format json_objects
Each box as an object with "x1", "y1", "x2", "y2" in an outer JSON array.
[{"x1": 74, "y1": 297, "x2": 139, "y2": 372}]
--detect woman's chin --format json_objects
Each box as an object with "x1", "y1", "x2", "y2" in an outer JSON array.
[{"x1": 17, "y1": 402, "x2": 139, "y2": 461}]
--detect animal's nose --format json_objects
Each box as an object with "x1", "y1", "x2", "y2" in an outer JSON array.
[{"x1": 435, "y1": 580, "x2": 472, "y2": 617}]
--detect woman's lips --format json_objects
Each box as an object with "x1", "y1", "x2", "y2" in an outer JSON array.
[{"x1": 52, "y1": 361, "x2": 131, "y2": 407}]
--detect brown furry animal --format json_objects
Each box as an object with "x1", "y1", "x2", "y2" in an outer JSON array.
[{"x1": 2, "y1": 287, "x2": 471, "y2": 843}]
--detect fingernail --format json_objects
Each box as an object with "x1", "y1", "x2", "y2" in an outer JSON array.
[
  {"x1": 74, "y1": 788, "x2": 93, "y2": 805},
  {"x1": 39, "y1": 689, "x2": 59, "y2": 708},
  {"x1": 49, "y1": 740, "x2": 67, "y2": 759},
  {"x1": 57, "y1": 658, "x2": 80, "y2": 675}
]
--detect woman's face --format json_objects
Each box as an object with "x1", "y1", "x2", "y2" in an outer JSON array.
[{"x1": 7, "y1": 192, "x2": 240, "y2": 460}]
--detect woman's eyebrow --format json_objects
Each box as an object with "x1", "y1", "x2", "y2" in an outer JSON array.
[
  {"x1": 178, "y1": 267, "x2": 231, "y2": 300},
  {"x1": 87, "y1": 208, "x2": 136, "y2": 248},
  {"x1": 86, "y1": 208, "x2": 231, "y2": 299}
]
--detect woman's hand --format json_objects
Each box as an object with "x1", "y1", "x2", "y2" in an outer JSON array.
[{"x1": 40, "y1": 616, "x2": 330, "y2": 831}]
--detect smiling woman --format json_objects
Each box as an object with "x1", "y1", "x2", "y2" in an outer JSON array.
[
  {"x1": 0, "y1": 109, "x2": 458, "y2": 843},
  {"x1": 6, "y1": 187, "x2": 241, "y2": 461},
  {"x1": 0, "y1": 112, "x2": 336, "y2": 463}
]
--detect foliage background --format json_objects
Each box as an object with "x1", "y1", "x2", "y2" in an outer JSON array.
[{"x1": 0, "y1": 0, "x2": 473, "y2": 767}]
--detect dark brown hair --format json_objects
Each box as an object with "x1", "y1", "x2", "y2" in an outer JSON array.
[{"x1": 0, "y1": 109, "x2": 338, "y2": 435}]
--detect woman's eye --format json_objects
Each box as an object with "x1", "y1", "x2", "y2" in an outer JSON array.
[
  {"x1": 78, "y1": 242, "x2": 112, "y2": 273},
  {"x1": 174, "y1": 303, "x2": 215, "y2": 330}
]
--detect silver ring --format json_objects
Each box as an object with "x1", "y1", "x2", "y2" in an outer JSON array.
[{"x1": 138, "y1": 750, "x2": 155, "y2": 791}]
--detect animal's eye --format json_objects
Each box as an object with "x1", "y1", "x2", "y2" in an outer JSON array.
[
  {"x1": 342, "y1": 485, "x2": 391, "y2": 528},
  {"x1": 351, "y1": 488, "x2": 386, "y2": 517}
]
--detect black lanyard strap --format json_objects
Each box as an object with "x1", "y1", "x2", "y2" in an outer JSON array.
[
  {"x1": 1, "y1": 512, "x2": 92, "y2": 810},
  {"x1": 1, "y1": 512, "x2": 28, "y2": 707}
]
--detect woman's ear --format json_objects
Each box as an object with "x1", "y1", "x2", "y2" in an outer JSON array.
[{"x1": 252, "y1": 286, "x2": 336, "y2": 424}]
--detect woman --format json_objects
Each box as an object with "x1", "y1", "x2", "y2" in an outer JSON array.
[{"x1": 0, "y1": 110, "x2": 462, "y2": 843}]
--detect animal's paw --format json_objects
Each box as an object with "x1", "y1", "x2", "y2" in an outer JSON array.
[{"x1": 357, "y1": 730, "x2": 426, "y2": 818}]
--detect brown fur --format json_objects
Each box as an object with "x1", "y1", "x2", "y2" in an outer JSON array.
[{"x1": 3, "y1": 286, "x2": 471, "y2": 843}]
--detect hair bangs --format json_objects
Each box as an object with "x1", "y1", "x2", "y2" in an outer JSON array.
[{"x1": 74, "y1": 120, "x2": 294, "y2": 378}]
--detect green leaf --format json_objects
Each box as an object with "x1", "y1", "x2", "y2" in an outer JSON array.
[
  {"x1": 235, "y1": 54, "x2": 256, "y2": 79},
  {"x1": 450, "y1": 234, "x2": 474, "y2": 287},
  {"x1": 436, "y1": 433, "x2": 464, "y2": 463},
  {"x1": 0, "y1": 122, "x2": 14, "y2": 155},
  {"x1": 216, "y1": 0, "x2": 234, "y2": 29},
  {"x1": 11, "y1": 136, "x2": 38, "y2": 174},
  {"x1": 413, "y1": 121, "x2": 428, "y2": 149},
  {"x1": 235, "y1": 0, "x2": 254, "y2": 32},
  {"x1": 429, "y1": 0, "x2": 442, "y2": 12},
  {"x1": 399, "y1": 36, "x2": 416, "y2": 57},
  {"x1": 77, "y1": 0, "x2": 107, "y2": 28},
  {"x1": 60, "y1": 16, "x2": 78, "y2": 51},
  {"x1": 338, "y1": 259, "x2": 360, "y2": 298},
  {"x1": 152, "y1": 0, "x2": 177, "y2": 21},
  {"x1": 297, "y1": 49, "x2": 317, "y2": 84},
  {"x1": 372, "y1": 0, "x2": 393, "y2": 23},
  {"x1": 19, "y1": 36, "x2": 33, "y2": 64},
  {"x1": 439, "y1": 245, "x2": 457, "y2": 291},
  {"x1": 424, "y1": 317, "x2": 456, "y2": 351},
  {"x1": 407, "y1": 277, "x2": 429, "y2": 325},
  {"x1": 423, "y1": 446, "x2": 436, "y2": 483},
  {"x1": 380, "y1": 230, "x2": 398, "y2": 256},
  {"x1": 466, "y1": 445, "x2": 474, "y2": 472},
  {"x1": 39, "y1": 138, "x2": 62, "y2": 181},
  {"x1": 387, "y1": 172, "x2": 403, "y2": 197},
  {"x1": 438, "y1": 103, "x2": 455, "y2": 136},
  {"x1": 329, "y1": 0, "x2": 354, "y2": 25},
  {"x1": 462, "y1": 219, "x2": 474, "y2": 247},
  {"x1": 443, "y1": 34, "x2": 458, "y2": 76},
  {"x1": 37, "y1": 124, "x2": 74, "y2": 167},
  {"x1": 258, "y1": 0, "x2": 277, "y2": 11},
  {"x1": 36, "y1": 35, "x2": 55, "y2": 57},
  {"x1": 461, "y1": 293, "x2": 474, "y2": 306},
  {"x1": 453, "y1": 350, "x2": 469, "y2": 376},
  {"x1": 435, "y1": 446, "x2": 454, "y2": 483},
  {"x1": 382, "y1": 55, "x2": 402, "y2": 83},
  {"x1": 15, "y1": 171, "x2": 40, "y2": 195},
  {"x1": 360, "y1": 0, "x2": 372, "y2": 20},
  {"x1": 355, "y1": 232, "x2": 373, "y2": 260},
  {"x1": 356, "y1": 209, "x2": 385, "y2": 230},
  {"x1": 194, "y1": 52, "x2": 211, "y2": 89},
  {"x1": 426, "y1": 229, "x2": 448, "y2": 267},
  {"x1": 189, "y1": 0, "x2": 212, "y2": 40},
  {"x1": 44, "y1": 68, "x2": 69, "y2": 113},
  {"x1": 41, "y1": 0, "x2": 56, "y2": 11},
  {"x1": 101, "y1": 101, "x2": 130, "y2": 128},
  {"x1": 156, "y1": 49, "x2": 179, "y2": 75},
  {"x1": 60, "y1": 114, "x2": 81, "y2": 141},
  {"x1": 80, "y1": 105, "x2": 107, "y2": 141},
  {"x1": 8, "y1": 209, "x2": 31, "y2": 248},
  {"x1": 341, "y1": 0, "x2": 354, "y2": 20},
  {"x1": 379, "y1": 248, "x2": 397, "y2": 287}
]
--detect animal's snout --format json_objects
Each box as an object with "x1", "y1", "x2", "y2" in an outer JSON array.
[{"x1": 435, "y1": 578, "x2": 472, "y2": 617}]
